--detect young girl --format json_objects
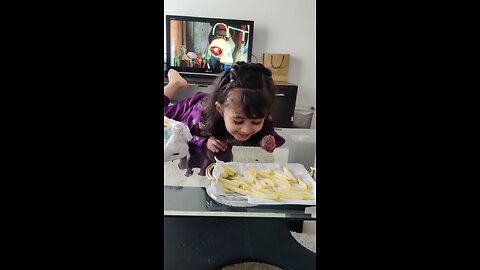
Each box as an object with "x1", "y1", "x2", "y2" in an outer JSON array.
[{"x1": 164, "y1": 62, "x2": 285, "y2": 176}]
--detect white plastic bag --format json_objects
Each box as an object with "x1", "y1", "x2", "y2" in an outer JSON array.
[{"x1": 164, "y1": 116, "x2": 192, "y2": 162}]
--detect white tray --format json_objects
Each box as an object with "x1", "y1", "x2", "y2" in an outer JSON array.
[{"x1": 205, "y1": 160, "x2": 317, "y2": 206}]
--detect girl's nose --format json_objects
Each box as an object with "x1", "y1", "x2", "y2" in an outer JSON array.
[{"x1": 241, "y1": 125, "x2": 254, "y2": 134}]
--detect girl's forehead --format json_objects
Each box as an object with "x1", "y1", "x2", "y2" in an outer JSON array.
[
  {"x1": 224, "y1": 103, "x2": 245, "y2": 115},
  {"x1": 225, "y1": 89, "x2": 244, "y2": 108},
  {"x1": 226, "y1": 88, "x2": 243, "y2": 100}
]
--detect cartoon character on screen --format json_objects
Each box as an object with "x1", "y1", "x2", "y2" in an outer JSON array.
[
  {"x1": 204, "y1": 23, "x2": 250, "y2": 70},
  {"x1": 173, "y1": 46, "x2": 191, "y2": 67},
  {"x1": 229, "y1": 25, "x2": 250, "y2": 63}
]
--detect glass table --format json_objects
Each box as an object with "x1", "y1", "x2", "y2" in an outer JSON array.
[{"x1": 164, "y1": 128, "x2": 317, "y2": 270}]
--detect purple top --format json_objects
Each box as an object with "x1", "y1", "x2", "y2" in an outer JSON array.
[{"x1": 164, "y1": 92, "x2": 285, "y2": 176}]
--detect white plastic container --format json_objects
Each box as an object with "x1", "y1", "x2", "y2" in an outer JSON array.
[
  {"x1": 275, "y1": 128, "x2": 316, "y2": 170},
  {"x1": 293, "y1": 106, "x2": 315, "y2": 128},
  {"x1": 164, "y1": 117, "x2": 192, "y2": 162}
]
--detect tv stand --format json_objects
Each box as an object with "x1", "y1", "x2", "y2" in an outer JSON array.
[
  {"x1": 164, "y1": 75, "x2": 216, "y2": 87},
  {"x1": 164, "y1": 77, "x2": 298, "y2": 128}
]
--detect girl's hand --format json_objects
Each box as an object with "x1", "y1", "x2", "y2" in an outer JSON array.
[
  {"x1": 261, "y1": 135, "x2": 276, "y2": 153},
  {"x1": 206, "y1": 136, "x2": 228, "y2": 153}
]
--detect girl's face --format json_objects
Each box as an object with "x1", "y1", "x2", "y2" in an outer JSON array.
[{"x1": 216, "y1": 89, "x2": 265, "y2": 142}]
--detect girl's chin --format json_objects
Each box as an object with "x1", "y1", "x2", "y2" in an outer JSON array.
[{"x1": 234, "y1": 134, "x2": 251, "y2": 141}]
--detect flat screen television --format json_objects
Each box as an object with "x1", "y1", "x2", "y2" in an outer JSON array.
[{"x1": 165, "y1": 15, "x2": 254, "y2": 77}]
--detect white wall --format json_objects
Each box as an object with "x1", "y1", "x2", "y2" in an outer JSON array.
[{"x1": 164, "y1": 0, "x2": 316, "y2": 109}]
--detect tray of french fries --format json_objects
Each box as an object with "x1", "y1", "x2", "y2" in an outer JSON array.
[{"x1": 205, "y1": 159, "x2": 316, "y2": 207}]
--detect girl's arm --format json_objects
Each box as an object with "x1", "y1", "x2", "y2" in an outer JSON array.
[
  {"x1": 164, "y1": 98, "x2": 210, "y2": 149},
  {"x1": 165, "y1": 92, "x2": 211, "y2": 149},
  {"x1": 164, "y1": 92, "x2": 208, "y2": 121},
  {"x1": 189, "y1": 134, "x2": 209, "y2": 149},
  {"x1": 164, "y1": 95, "x2": 171, "y2": 110}
]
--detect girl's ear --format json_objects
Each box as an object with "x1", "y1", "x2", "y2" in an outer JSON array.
[{"x1": 215, "y1": 101, "x2": 224, "y2": 116}]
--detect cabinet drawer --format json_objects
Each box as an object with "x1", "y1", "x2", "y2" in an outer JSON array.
[{"x1": 271, "y1": 86, "x2": 297, "y2": 128}]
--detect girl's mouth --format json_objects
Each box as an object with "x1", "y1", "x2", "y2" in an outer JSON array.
[{"x1": 235, "y1": 133, "x2": 252, "y2": 141}]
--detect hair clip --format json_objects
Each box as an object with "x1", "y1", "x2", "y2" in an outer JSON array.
[
  {"x1": 230, "y1": 69, "x2": 237, "y2": 80},
  {"x1": 228, "y1": 69, "x2": 242, "y2": 86}
]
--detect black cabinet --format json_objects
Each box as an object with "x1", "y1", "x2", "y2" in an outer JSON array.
[{"x1": 271, "y1": 82, "x2": 298, "y2": 128}]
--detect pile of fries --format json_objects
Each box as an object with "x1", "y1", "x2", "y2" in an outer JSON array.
[{"x1": 217, "y1": 164, "x2": 313, "y2": 201}]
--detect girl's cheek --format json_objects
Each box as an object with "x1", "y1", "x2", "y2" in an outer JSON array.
[{"x1": 226, "y1": 121, "x2": 236, "y2": 131}]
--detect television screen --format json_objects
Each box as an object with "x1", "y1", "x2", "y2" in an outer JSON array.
[{"x1": 166, "y1": 15, "x2": 254, "y2": 77}]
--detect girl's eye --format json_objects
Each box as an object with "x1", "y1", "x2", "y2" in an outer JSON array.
[
  {"x1": 233, "y1": 120, "x2": 244, "y2": 124},
  {"x1": 252, "y1": 121, "x2": 262, "y2": 125}
]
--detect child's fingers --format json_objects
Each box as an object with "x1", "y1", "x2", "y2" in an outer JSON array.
[
  {"x1": 262, "y1": 136, "x2": 276, "y2": 153},
  {"x1": 209, "y1": 145, "x2": 222, "y2": 153},
  {"x1": 261, "y1": 135, "x2": 273, "y2": 146},
  {"x1": 210, "y1": 141, "x2": 221, "y2": 152},
  {"x1": 262, "y1": 145, "x2": 274, "y2": 153},
  {"x1": 207, "y1": 136, "x2": 228, "y2": 152},
  {"x1": 213, "y1": 140, "x2": 227, "y2": 151},
  {"x1": 216, "y1": 139, "x2": 228, "y2": 150},
  {"x1": 264, "y1": 136, "x2": 275, "y2": 146},
  {"x1": 261, "y1": 141, "x2": 275, "y2": 152},
  {"x1": 212, "y1": 139, "x2": 227, "y2": 152}
]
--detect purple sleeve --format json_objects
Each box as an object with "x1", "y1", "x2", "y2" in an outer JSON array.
[
  {"x1": 164, "y1": 92, "x2": 210, "y2": 148},
  {"x1": 163, "y1": 95, "x2": 171, "y2": 113},
  {"x1": 189, "y1": 134, "x2": 208, "y2": 148},
  {"x1": 164, "y1": 92, "x2": 207, "y2": 120}
]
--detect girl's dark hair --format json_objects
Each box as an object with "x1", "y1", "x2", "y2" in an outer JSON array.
[{"x1": 202, "y1": 62, "x2": 277, "y2": 140}]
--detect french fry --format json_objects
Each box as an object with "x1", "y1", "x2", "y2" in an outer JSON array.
[
  {"x1": 262, "y1": 168, "x2": 274, "y2": 175},
  {"x1": 246, "y1": 170, "x2": 256, "y2": 184},
  {"x1": 230, "y1": 179, "x2": 253, "y2": 190},
  {"x1": 229, "y1": 176, "x2": 252, "y2": 186},
  {"x1": 275, "y1": 191, "x2": 305, "y2": 200},
  {"x1": 297, "y1": 177, "x2": 308, "y2": 189},
  {"x1": 277, "y1": 185, "x2": 313, "y2": 200},
  {"x1": 275, "y1": 189, "x2": 313, "y2": 200},
  {"x1": 282, "y1": 166, "x2": 296, "y2": 181},
  {"x1": 247, "y1": 189, "x2": 279, "y2": 200},
  {"x1": 257, "y1": 179, "x2": 274, "y2": 190},
  {"x1": 273, "y1": 171, "x2": 292, "y2": 186},
  {"x1": 280, "y1": 188, "x2": 313, "y2": 196},
  {"x1": 250, "y1": 182, "x2": 275, "y2": 194},
  {"x1": 250, "y1": 183, "x2": 265, "y2": 191},
  {"x1": 273, "y1": 171, "x2": 291, "y2": 180},
  {"x1": 258, "y1": 177, "x2": 277, "y2": 188},
  {"x1": 215, "y1": 164, "x2": 314, "y2": 201},
  {"x1": 230, "y1": 176, "x2": 247, "y2": 181},
  {"x1": 221, "y1": 181, "x2": 248, "y2": 195},
  {"x1": 306, "y1": 182, "x2": 312, "y2": 190},
  {"x1": 258, "y1": 170, "x2": 274, "y2": 179},
  {"x1": 247, "y1": 167, "x2": 273, "y2": 179},
  {"x1": 219, "y1": 177, "x2": 240, "y2": 188},
  {"x1": 220, "y1": 164, "x2": 238, "y2": 176}
]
